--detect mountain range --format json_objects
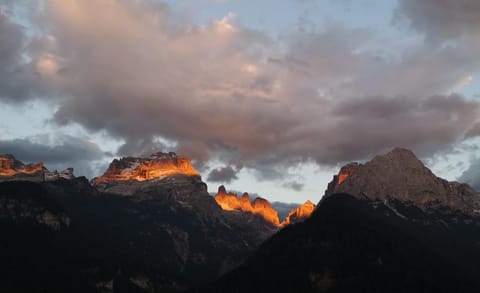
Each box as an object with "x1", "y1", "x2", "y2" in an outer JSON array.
[
  {"x1": 201, "y1": 148, "x2": 480, "y2": 292},
  {"x1": 1, "y1": 148, "x2": 480, "y2": 292},
  {"x1": 0, "y1": 152, "x2": 310, "y2": 292}
]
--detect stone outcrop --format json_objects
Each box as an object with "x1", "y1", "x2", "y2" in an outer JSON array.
[
  {"x1": 325, "y1": 148, "x2": 480, "y2": 213},
  {"x1": 214, "y1": 186, "x2": 280, "y2": 226},
  {"x1": 214, "y1": 186, "x2": 316, "y2": 227},
  {"x1": 0, "y1": 154, "x2": 74, "y2": 182},
  {"x1": 92, "y1": 152, "x2": 199, "y2": 186},
  {"x1": 281, "y1": 200, "x2": 316, "y2": 226},
  {"x1": 0, "y1": 154, "x2": 45, "y2": 181}
]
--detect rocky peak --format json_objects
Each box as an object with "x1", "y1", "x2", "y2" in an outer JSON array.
[
  {"x1": 280, "y1": 200, "x2": 316, "y2": 226},
  {"x1": 213, "y1": 186, "x2": 316, "y2": 227},
  {"x1": 0, "y1": 154, "x2": 44, "y2": 177},
  {"x1": 240, "y1": 192, "x2": 250, "y2": 203},
  {"x1": 0, "y1": 154, "x2": 75, "y2": 182},
  {"x1": 92, "y1": 152, "x2": 199, "y2": 186},
  {"x1": 325, "y1": 162, "x2": 360, "y2": 193},
  {"x1": 325, "y1": 148, "x2": 480, "y2": 213},
  {"x1": 252, "y1": 198, "x2": 280, "y2": 226},
  {"x1": 218, "y1": 185, "x2": 227, "y2": 194},
  {"x1": 213, "y1": 186, "x2": 280, "y2": 226}
]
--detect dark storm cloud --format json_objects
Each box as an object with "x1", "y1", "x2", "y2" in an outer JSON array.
[
  {"x1": 117, "y1": 137, "x2": 167, "y2": 158},
  {"x1": 324, "y1": 94, "x2": 480, "y2": 162},
  {"x1": 0, "y1": 9, "x2": 40, "y2": 102},
  {"x1": 207, "y1": 166, "x2": 239, "y2": 183},
  {"x1": 1, "y1": 0, "x2": 480, "y2": 181},
  {"x1": 37, "y1": 1, "x2": 480, "y2": 171},
  {"x1": 282, "y1": 181, "x2": 304, "y2": 191},
  {"x1": 0, "y1": 135, "x2": 109, "y2": 177},
  {"x1": 395, "y1": 0, "x2": 480, "y2": 42}
]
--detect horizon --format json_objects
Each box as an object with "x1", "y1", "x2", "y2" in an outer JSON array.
[
  {"x1": 1, "y1": 146, "x2": 478, "y2": 205},
  {"x1": 1, "y1": 0, "x2": 480, "y2": 203}
]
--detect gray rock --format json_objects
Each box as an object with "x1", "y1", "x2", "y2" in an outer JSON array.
[{"x1": 326, "y1": 148, "x2": 480, "y2": 214}]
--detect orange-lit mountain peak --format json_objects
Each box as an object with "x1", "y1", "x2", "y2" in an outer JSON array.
[
  {"x1": 240, "y1": 192, "x2": 251, "y2": 204},
  {"x1": 336, "y1": 162, "x2": 360, "y2": 185},
  {"x1": 252, "y1": 197, "x2": 280, "y2": 226},
  {"x1": 280, "y1": 200, "x2": 316, "y2": 226},
  {"x1": 214, "y1": 186, "x2": 279, "y2": 226},
  {"x1": 213, "y1": 186, "x2": 250, "y2": 211},
  {"x1": 92, "y1": 152, "x2": 199, "y2": 185},
  {"x1": 0, "y1": 154, "x2": 45, "y2": 177}
]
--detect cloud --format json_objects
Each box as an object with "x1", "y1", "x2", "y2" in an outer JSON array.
[
  {"x1": 207, "y1": 166, "x2": 240, "y2": 183},
  {"x1": 465, "y1": 122, "x2": 480, "y2": 138},
  {"x1": 282, "y1": 181, "x2": 304, "y2": 191},
  {"x1": 1, "y1": 0, "x2": 480, "y2": 182},
  {"x1": 395, "y1": 0, "x2": 480, "y2": 43},
  {"x1": 0, "y1": 134, "x2": 110, "y2": 178},
  {"x1": 459, "y1": 157, "x2": 480, "y2": 191},
  {"x1": 0, "y1": 7, "x2": 42, "y2": 103}
]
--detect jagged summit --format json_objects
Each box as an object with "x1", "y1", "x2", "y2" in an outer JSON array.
[
  {"x1": 213, "y1": 186, "x2": 279, "y2": 226},
  {"x1": 325, "y1": 148, "x2": 480, "y2": 213},
  {"x1": 92, "y1": 152, "x2": 199, "y2": 186},
  {"x1": 0, "y1": 154, "x2": 74, "y2": 182},
  {"x1": 281, "y1": 200, "x2": 316, "y2": 226},
  {"x1": 218, "y1": 185, "x2": 227, "y2": 194},
  {"x1": 0, "y1": 154, "x2": 45, "y2": 177},
  {"x1": 213, "y1": 185, "x2": 315, "y2": 226}
]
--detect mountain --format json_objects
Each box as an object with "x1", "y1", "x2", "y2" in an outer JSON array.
[
  {"x1": 0, "y1": 153, "x2": 276, "y2": 292},
  {"x1": 213, "y1": 185, "x2": 315, "y2": 226},
  {"x1": 214, "y1": 186, "x2": 280, "y2": 226},
  {"x1": 326, "y1": 148, "x2": 480, "y2": 213},
  {"x1": 281, "y1": 200, "x2": 315, "y2": 226},
  {"x1": 202, "y1": 148, "x2": 480, "y2": 292},
  {"x1": 0, "y1": 154, "x2": 75, "y2": 182}
]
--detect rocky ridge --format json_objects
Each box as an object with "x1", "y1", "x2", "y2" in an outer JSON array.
[
  {"x1": 325, "y1": 148, "x2": 480, "y2": 214},
  {"x1": 92, "y1": 152, "x2": 199, "y2": 186},
  {"x1": 0, "y1": 154, "x2": 75, "y2": 182},
  {"x1": 214, "y1": 185, "x2": 315, "y2": 226},
  {"x1": 0, "y1": 153, "x2": 278, "y2": 291},
  {"x1": 281, "y1": 200, "x2": 316, "y2": 226},
  {"x1": 203, "y1": 148, "x2": 480, "y2": 292}
]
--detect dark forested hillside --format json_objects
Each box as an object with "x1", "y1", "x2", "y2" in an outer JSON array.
[
  {"x1": 202, "y1": 194, "x2": 480, "y2": 293},
  {"x1": 0, "y1": 176, "x2": 276, "y2": 292}
]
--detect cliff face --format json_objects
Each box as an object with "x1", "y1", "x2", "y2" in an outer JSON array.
[
  {"x1": 92, "y1": 152, "x2": 199, "y2": 186},
  {"x1": 214, "y1": 186, "x2": 315, "y2": 227},
  {"x1": 0, "y1": 154, "x2": 74, "y2": 182},
  {"x1": 0, "y1": 154, "x2": 45, "y2": 178},
  {"x1": 281, "y1": 200, "x2": 316, "y2": 226},
  {"x1": 325, "y1": 148, "x2": 480, "y2": 213},
  {"x1": 325, "y1": 162, "x2": 360, "y2": 196},
  {"x1": 214, "y1": 186, "x2": 279, "y2": 226},
  {"x1": 252, "y1": 197, "x2": 280, "y2": 226}
]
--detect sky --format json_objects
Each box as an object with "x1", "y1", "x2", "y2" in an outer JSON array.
[{"x1": 1, "y1": 0, "x2": 480, "y2": 203}]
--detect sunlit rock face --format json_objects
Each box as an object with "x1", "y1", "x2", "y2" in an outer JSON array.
[
  {"x1": 252, "y1": 197, "x2": 280, "y2": 226},
  {"x1": 337, "y1": 163, "x2": 360, "y2": 185},
  {"x1": 0, "y1": 154, "x2": 45, "y2": 177},
  {"x1": 325, "y1": 148, "x2": 480, "y2": 213},
  {"x1": 92, "y1": 152, "x2": 199, "y2": 185},
  {"x1": 281, "y1": 200, "x2": 315, "y2": 226},
  {"x1": 325, "y1": 162, "x2": 360, "y2": 195},
  {"x1": 214, "y1": 186, "x2": 280, "y2": 226},
  {"x1": 0, "y1": 155, "x2": 75, "y2": 183}
]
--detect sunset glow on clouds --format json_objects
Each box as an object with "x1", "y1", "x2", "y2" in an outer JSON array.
[{"x1": 1, "y1": 0, "x2": 480, "y2": 202}]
